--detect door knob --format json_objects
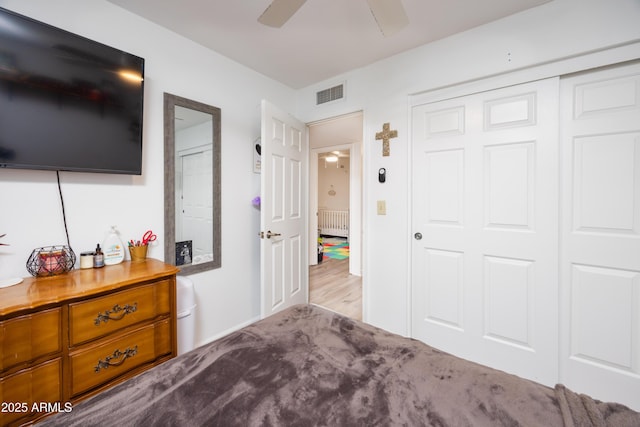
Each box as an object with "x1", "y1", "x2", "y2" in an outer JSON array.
[
  {"x1": 414, "y1": 232, "x2": 423, "y2": 240},
  {"x1": 266, "y1": 230, "x2": 281, "y2": 239}
]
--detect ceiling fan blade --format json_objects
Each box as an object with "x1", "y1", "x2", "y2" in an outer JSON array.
[
  {"x1": 258, "y1": 0, "x2": 307, "y2": 28},
  {"x1": 366, "y1": 0, "x2": 409, "y2": 37}
]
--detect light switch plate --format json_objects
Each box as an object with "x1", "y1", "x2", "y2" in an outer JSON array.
[{"x1": 377, "y1": 200, "x2": 386, "y2": 215}]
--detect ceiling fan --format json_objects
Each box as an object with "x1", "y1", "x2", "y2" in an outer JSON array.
[{"x1": 258, "y1": 0, "x2": 409, "y2": 37}]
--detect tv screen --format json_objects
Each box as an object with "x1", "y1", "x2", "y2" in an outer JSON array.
[{"x1": 0, "y1": 7, "x2": 145, "y2": 175}]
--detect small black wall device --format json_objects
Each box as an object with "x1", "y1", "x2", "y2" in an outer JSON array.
[{"x1": 378, "y1": 168, "x2": 386, "y2": 183}]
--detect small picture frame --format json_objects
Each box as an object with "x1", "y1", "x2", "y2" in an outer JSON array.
[{"x1": 175, "y1": 240, "x2": 193, "y2": 266}]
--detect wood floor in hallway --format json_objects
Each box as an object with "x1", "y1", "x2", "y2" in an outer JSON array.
[{"x1": 309, "y1": 257, "x2": 362, "y2": 321}]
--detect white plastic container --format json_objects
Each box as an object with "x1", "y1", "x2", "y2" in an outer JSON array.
[
  {"x1": 103, "y1": 226, "x2": 126, "y2": 265},
  {"x1": 177, "y1": 276, "x2": 197, "y2": 355}
]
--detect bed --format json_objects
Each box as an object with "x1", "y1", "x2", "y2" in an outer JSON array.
[
  {"x1": 40, "y1": 304, "x2": 639, "y2": 426},
  {"x1": 318, "y1": 209, "x2": 349, "y2": 237}
]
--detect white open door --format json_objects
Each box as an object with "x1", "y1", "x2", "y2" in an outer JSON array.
[{"x1": 260, "y1": 100, "x2": 309, "y2": 318}]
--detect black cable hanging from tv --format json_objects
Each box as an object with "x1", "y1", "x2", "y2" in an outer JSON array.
[{"x1": 56, "y1": 171, "x2": 73, "y2": 250}]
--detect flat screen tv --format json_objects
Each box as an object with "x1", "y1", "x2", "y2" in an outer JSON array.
[{"x1": 0, "y1": 7, "x2": 145, "y2": 175}]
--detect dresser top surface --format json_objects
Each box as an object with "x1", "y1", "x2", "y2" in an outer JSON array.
[{"x1": 0, "y1": 259, "x2": 180, "y2": 317}]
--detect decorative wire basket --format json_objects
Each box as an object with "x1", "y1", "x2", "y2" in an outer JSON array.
[{"x1": 26, "y1": 245, "x2": 76, "y2": 277}]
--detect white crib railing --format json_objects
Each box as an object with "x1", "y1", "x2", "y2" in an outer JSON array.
[{"x1": 319, "y1": 209, "x2": 349, "y2": 237}]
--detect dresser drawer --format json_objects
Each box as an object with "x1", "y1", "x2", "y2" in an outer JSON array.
[
  {"x1": 68, "y1": 319, "x2": 171, "y2": 398},
  {"x1": 0, "y1": 308, "x2": 62, "y2": 372},
  {"x1": 0, "y1": 358, "x2": 62, "y2": 426},
  {"x1": 69, "y1": 280, "x2": 171, "y2": 346}
]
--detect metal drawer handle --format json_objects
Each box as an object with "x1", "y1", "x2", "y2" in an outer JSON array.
[
  {"x1": 94, "y1": 346, "x2": 138, "y2": 372},
  {"x1": 94, "y1": 303, "x2": 138, "y2": 326}
]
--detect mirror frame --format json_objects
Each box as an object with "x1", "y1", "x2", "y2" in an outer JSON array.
[{"x1": 164, "y1": 93, "x2": 221, "y2": 274}]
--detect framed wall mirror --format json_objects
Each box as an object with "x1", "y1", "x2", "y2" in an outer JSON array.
[{"x1": 164, "y1": 93, "x2": 221, "y2": 275}]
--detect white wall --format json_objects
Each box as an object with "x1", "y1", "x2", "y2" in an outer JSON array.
[
  {"x1": 317, "y1": 157, "x2": 349, "y2": 211},
  {"x1": 295, "y1": 0, "x2": 640, "y2": 335},
  {"x1": 0, "y1": 0, "x2": 296, "y2": 345}
]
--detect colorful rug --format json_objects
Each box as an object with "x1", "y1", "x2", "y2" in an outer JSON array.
[{"x1": 322, "y1": 238, "x2": 349, "y2": 260}]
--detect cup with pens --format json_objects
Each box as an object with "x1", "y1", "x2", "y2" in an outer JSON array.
[{"x1": 129, "y1": 230, "x2": 156, "y2": 262}]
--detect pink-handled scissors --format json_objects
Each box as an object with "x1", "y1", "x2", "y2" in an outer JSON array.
[{"x1": 142, "y1": 230, "x2": 157, "y2": 245}]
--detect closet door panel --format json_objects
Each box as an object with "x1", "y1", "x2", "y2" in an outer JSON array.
[
  {"x1": 561, "y1": 61, "x2": 640, "y2": 411},
  {"x1": 411, "y1": 78, "x2": 559, "y2": 386}
]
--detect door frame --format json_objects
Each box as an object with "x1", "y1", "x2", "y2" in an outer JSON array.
[
  {"x1": 309, "y1": 142, "x2": 362, "y2": 276},
  {"x1": 307, "y1": 111, "x2": 363, "y2": 277}
]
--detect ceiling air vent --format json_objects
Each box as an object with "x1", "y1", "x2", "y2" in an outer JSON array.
[{"x1": 316, "y1": 84, "x2": 344, "y2": 105}]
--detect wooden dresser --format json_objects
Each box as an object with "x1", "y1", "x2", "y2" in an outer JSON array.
[{"x1": 0, "y1": 259, "x2": 179, "y2": 426}]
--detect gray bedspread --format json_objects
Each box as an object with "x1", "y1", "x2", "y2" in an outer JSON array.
[{"x1": 40, "y1": 304, "x2": 640, "y2": 426}]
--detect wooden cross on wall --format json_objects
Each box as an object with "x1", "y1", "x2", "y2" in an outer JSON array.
[{"x1": 375, "y1": 122, "x2": 398, "y2": 157}]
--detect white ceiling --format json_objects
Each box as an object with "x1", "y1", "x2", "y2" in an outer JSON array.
[{"x1": 107, "y1": 0, "x2": 551, "y2": 89}]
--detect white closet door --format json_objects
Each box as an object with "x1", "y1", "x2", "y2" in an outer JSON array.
[
  {"x1": 411, "y1": 78, "x2": 559, "y2": 385},
  {"x1": 560, "y1": 61, "x2": 640, "y2": 410}
]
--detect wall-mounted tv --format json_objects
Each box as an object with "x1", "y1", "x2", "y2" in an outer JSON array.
[{"x1": 0, "y1": 7, "x2": 145, "y2": 175}]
